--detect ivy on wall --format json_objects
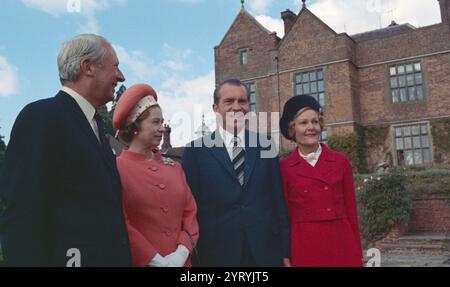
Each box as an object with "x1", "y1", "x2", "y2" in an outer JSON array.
[{"x1": 431, "y1": 118, "x2": 450, "y2": 163}]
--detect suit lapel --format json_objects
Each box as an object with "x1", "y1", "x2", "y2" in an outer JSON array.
[
  {"x1": 56, "y1": 92, "x2": 117, "y2": 176},
  {"x1": 243, "y1": 130, "x2": 257, "y2": 188},
  {"x1": 207, "y1": 131, "x2": 239, "y2": 181}
]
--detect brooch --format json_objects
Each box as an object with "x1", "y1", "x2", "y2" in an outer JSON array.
[{"x1": 162, "y1": 157, "x2": 175, "y2": 166}]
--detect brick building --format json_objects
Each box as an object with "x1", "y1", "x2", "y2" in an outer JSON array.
[{"x1": 214, "y1": 0, "x2": 450, "y2": 172}]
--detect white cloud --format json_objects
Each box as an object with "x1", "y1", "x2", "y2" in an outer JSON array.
[
  {"x1": 308, "y1": 0, "x2": 441, "y2": 35},
  {"x1": 247, "y1": 0, "x2": 273, "y2": 14},
  {"x1": 158, "y1": 71, "x2": 216, "y2": 147},
  {"x1": 0, "y1": 56, "x2": 19, "y2": 97},
  {"x1": 21, "y1": 0, "x2": 127, "y2": 33},
  {"x1": 113, "y1": 44, "x2": 158, "y2": 82},
  {"x1": 255, "y1": 15, "x2": 285, "y2": 37}
]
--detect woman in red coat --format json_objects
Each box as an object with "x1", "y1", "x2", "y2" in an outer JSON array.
[
  {"x1": 279, "y1": 95, "x2": 363, "y2": 267},
  {"x1": 112, "y1": 84, "x2": 199, "y2": 267}
]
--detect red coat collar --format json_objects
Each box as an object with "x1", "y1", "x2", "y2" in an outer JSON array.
[{"x1": 284, "y1": 143, "x2": 336, "y2": 167}]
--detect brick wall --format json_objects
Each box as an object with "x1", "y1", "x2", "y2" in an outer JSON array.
[{"x1": 408, "y1": 194, "x2": 450, "y2": 232}]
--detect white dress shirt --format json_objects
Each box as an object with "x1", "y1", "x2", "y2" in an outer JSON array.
[
  {"x1": 218, "y1": 125, "x2": 245, "y2": 160},
  {"x1": 62, "y1": 86, "x2": 101, "y2": 142},
  {"x1": 298, "y1": 144, "x2": 322, "y2": 167}
]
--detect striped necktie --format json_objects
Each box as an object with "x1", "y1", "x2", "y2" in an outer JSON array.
[{"x1": 232, "y1": 137, "x2": 245, "y2": 186}]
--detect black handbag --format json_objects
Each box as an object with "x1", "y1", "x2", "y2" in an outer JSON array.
[{"x1": 184, "y1": 231, "x2": 200, "y2": 266}]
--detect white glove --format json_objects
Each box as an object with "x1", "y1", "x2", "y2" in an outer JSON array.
[
  {"x1": 165, "y1": 245, "x2": 190, "y2": 267},
  {"x1": 148, "y1": 253, "x2": 169, "y2": 267}
]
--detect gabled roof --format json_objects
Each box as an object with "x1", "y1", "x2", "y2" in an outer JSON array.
[
  {"x1": 276, "y1": 7, "x2": 338, "y2": 49},
  {"x1": 216, "y1": 8, "x2": 280, "y2": 48},
  {"x1": 351, "y1": 23, "x2": 416, "y2": 42}
]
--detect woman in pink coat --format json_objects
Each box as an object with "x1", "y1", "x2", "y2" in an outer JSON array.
[
  {"x1": 279, "y1": 95, "x2": 363, "y2": 267},
  {"x1": 112, "y1": 84, "x2": 199, "y2": 267}
]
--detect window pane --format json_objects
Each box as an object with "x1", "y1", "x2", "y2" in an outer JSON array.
[
  {"x1": 406, "y1": 74, "x2": 415, "y2": 86},
  {"x1": 403, "y1": 126, "x2": 411, "y2": 136},
  {"x1": 296, "y1": 85, "x2": 302, "y2": 96},
  {"x1": 417, "y1": 86, "x2": 424, "y2": 100},
  {"x1": 414, "y1": 149, "x2": 423, "y2": 164},
  {"x1": 421, "y1": 136, "x2": 430, "y2": 147},
  {"x1": 404, "y1": 137, "x2": 412, "y2": 149},
  {"x1": 398, "y1": 65, "x2": 405, "y2": 74},
  {"x1": 415, "y1": 73, "x2": 423, "y2": 85},
  {"x1": 414, "y1": 63, "x2": 421, "y2": 72},
  {"x1": 408, "y1": 87, "x2": 416, "y2": 101},
  {"x1": 398, "y1": 75, "x2": 406, "y2": 87},
  {"x1": 392, "y1": 90, "x2": 399, "y2": 103},
  {"x1": 405, "y1": 150, "x2": 414, "y2": 165},
  {"x1": 406, "y1": 64, "x2": 414, "y2": 73},
  {"x1": 317, "y1": 70, "x2": 324, "y2": 80},
  {"x1": 408, "y1": 87, "x2": 416, "y2": 100},
  {"x1": 390, "y1": 77, "x2": 398, "y2": 88},
  {"x1": 396, "y1": 138, "x2": 404, "y2": 150},
  {"x1": 395, "y1": 128, "x2": 402, "y2": 137},
  {"x1": 250, "y1": 84, "x2": 256, "y2": 92},
  {"x1": 241, "y1": 51, "x2": 248, "y2": 65},
  {"x1": 318, "y1": 80, "x2": 324, "y2": 92},
  {"x1": 311, "y1": 82, "x2": 318, "y2": 93},
  {"x1": 321, "y1": 130, "x2": 328, "y2": 141},
  {"x1": 390, "y1": 67, "x2": 397, "y2": 76},
  {"x1": 319, "y1": 93, "x2": 325, "y2": 106},
  {"x1": 412, "y1": 126, "x2": 420, "y2": 135},
  {"x1": 400, "y1": 88, "x2": 407, "y2": 101},
  {"x1": 302, "y1": 73, "x2": 310, "y2": 82},
  {"x1": 421, "y1": 125, "x2": 428, "y2": 134},
  {"x1": 413, "y1": 136, "x2": 421, "y2": 148},
  {"x1": 296, "y1": 74, "x2": 302, "y2": 83},
  {"x1": 310, "y1": 72, "x2": 317, "y2": 81},
  {"x1": 250, "y1": 94, "x2": 256, "y2": 104},
  {"x1": 423, "y1": 149, "x2": 431, "y2": 163},
  {"x1": 303, "y1": 83, "x2": 310, "y2": 94}
]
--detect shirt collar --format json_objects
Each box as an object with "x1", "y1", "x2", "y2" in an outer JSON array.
[
  {"x1": 298, "y1": 143, "x2": 322, "y2": 160},
  {"x1": 218, "y1": 125, "x2": 245, "y2": 148},
  {"x1": 62, "y1": 86, "x2": 96, "y2": 123}
]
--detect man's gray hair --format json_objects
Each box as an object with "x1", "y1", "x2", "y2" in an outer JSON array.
[{"x1": 57, "y1": 34, "x2": 110, "y2": 84}]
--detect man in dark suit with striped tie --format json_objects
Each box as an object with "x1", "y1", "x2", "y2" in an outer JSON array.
[{"x1": 181, "y1": 79, "x2": 290, "y2": 267}]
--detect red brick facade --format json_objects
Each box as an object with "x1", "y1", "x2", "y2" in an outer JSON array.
[{"x1": 215, "y1": 2, "x2": 450, "y2": 172}]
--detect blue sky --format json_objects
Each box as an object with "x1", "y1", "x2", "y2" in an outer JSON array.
[{"x1": 0, "y1": 0, "x2": 441, "y2": 146}]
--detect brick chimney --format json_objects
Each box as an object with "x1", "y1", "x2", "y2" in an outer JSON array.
[
  {"x1": 439, "y1": 0, "x2": 450, "y2": 23},
  {"x1": 281, "y1": 9, "x2": 296, "y2": 36}
]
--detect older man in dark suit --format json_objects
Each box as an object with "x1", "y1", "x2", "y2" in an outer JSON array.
[
  {"x1": 0, "y1": 34, "x2": 131, "y2": 266},
  {"x1": 181, "y1": 79, "x2": 290, "y2": 267}
]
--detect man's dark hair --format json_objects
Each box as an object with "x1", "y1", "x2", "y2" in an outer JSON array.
[{"x1": 213, "y1": 79, "x2": 250, "y2": 105}]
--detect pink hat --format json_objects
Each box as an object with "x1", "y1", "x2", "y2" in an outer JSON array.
[{"x1": 112, "y1": 83, "x2": 158, "y2": 130}]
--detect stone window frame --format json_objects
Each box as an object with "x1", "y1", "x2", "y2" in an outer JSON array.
[
  {"x1": 293, "y1": 68, "x2": 326, "y2": 107},
  {"x1": 392, "y1": 121, "x2": 433, "y2": 166},
  {"x1": 239, "y1": 48, "x2": 249, "y2": 65},
  {"x1": 245, "y1": 82, "x2": 257, "y2": 113},
  {"x1": 388, "y1": 61, "x2": 425, "y2": 103}
]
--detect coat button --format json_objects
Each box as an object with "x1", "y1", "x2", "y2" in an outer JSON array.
[
  {"x1": 304, "y1": 190, "x2": 308, "y2": 193},
  {"x1": 151, "y1": 166, "x2": 158, "y2": 171},
  {"x1": 159, "y1": 184, "x2": 166, "y2": 189},
  {"x1": 165, "y1": 231, "x2": 172, "y2": 237},
  {"x1": 324, "y1": 186, "x2": 329, "y2": 190},
  {"x1": 327, "y1": 208, "x2": 332, "y2": 212}
]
